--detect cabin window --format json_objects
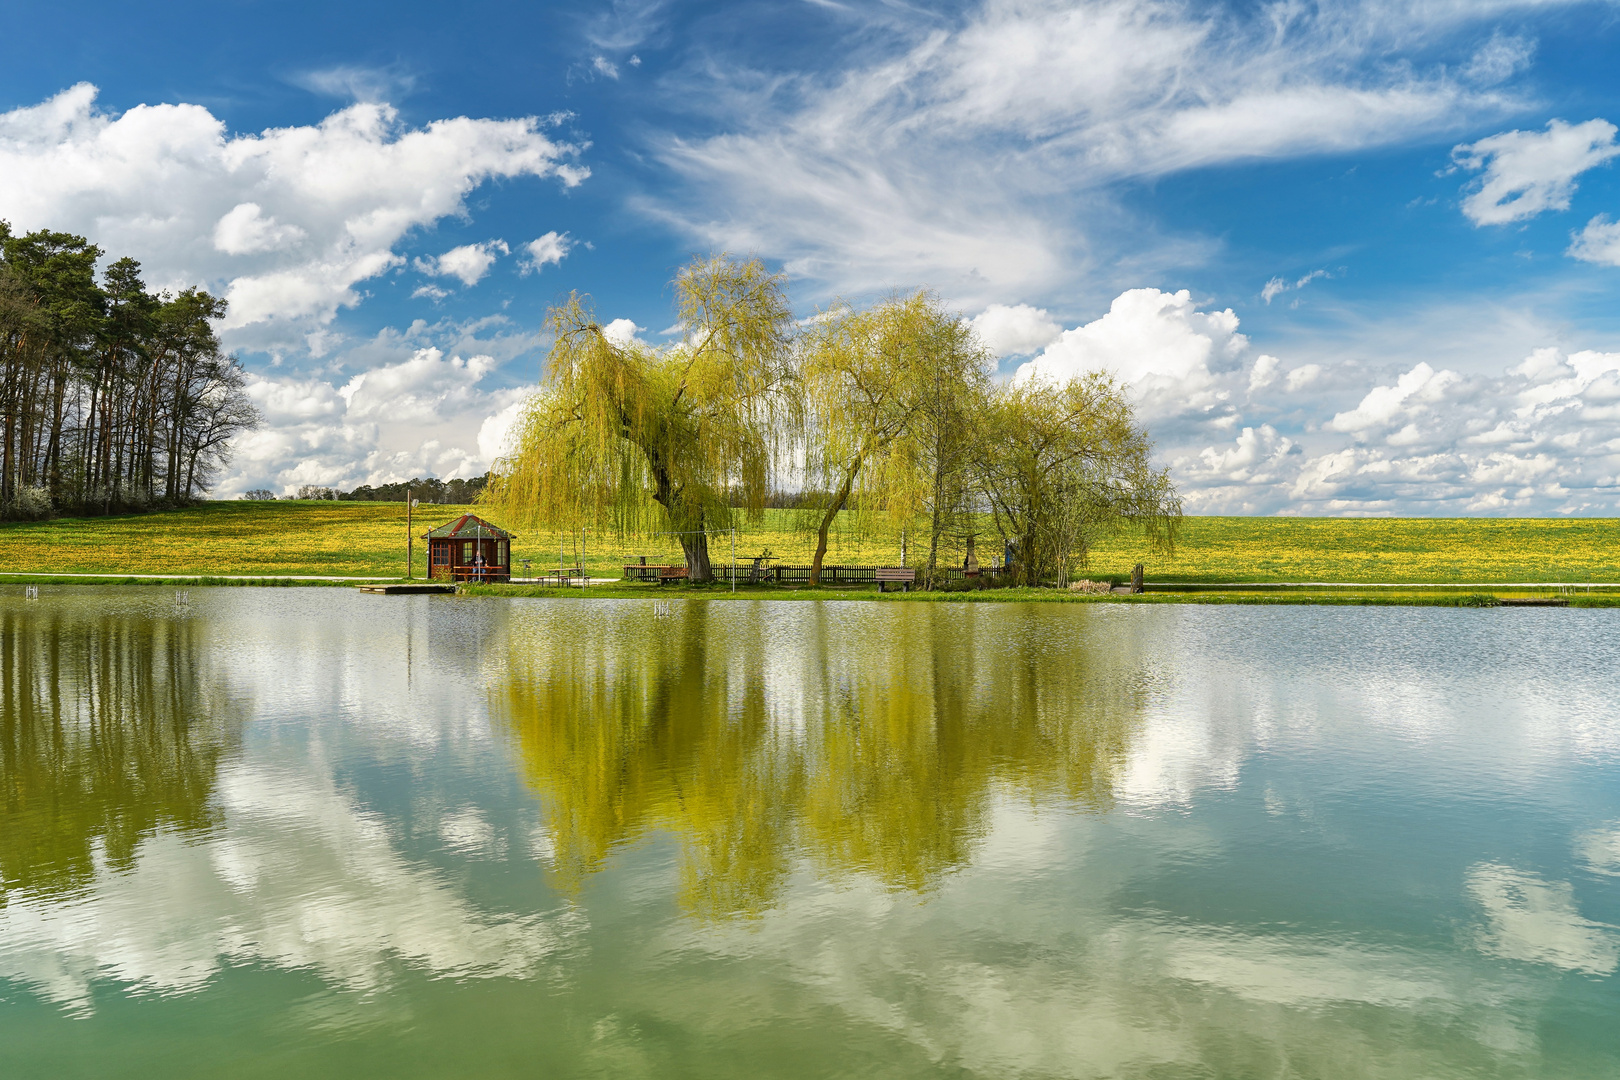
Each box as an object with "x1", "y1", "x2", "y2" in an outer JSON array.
[
  {"x1": 462, "y1": 541, "x2": 473, "y2": 563},
  {"x1": 432, "y1": 545, "x2": 449, "y2": 566}
]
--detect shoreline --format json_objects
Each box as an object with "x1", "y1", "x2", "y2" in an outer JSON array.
[{"x1": 3, "y1": 574, "x2": 1617, "y2": 606}]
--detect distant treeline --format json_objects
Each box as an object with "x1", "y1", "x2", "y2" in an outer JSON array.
[
  {"x1": 0, "y1": 223, "x2": 260, "y2": 519},
  {"x1": 323, "y1": 474, "x2": 490, "y2": 504},
  {"x1": 245, "y1": 476, "x2": 827, "y2": 508}
]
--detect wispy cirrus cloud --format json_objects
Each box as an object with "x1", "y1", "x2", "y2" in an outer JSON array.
[
  {"x1": 288, "y1": 62, "x2": 418, "y2": 103},
  {"x1": 642, "y1": 0, "x2": 1560, "y2": 307}
]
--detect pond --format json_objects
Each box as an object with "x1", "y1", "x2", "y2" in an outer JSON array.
[{"x1": 1, "y1": 589, "x2": 1617, "y2": 1078}]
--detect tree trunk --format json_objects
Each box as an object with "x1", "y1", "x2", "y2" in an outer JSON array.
[
  {"x1": 679, "y1": 532, "x2": 714, "y2": 583},
  {"x1": 809, "y1": 464, "x2": 857, "y2": 586},
  {"x1": 648, "y1": 453, "x2": 715, "y2": 584}
]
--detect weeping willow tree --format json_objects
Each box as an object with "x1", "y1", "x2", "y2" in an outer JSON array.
[
  {"x1": 796, "y1": 291, "x2": 989, "y2": 585},
  {"x1": 976, "y1": 372, "x2": 1181, "y2": 586},
  {"x1": 488, "y1": 255, "x2": 795, "y2": 582}
]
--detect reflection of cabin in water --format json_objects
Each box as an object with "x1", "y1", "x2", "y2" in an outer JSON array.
[{"x1": 422, "y1": 514, "x2": 514, "y2": 583}]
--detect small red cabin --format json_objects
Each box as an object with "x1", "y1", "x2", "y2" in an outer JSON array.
[{"x1": 422, "y1": 514, "x2": 515, "y2": 583}]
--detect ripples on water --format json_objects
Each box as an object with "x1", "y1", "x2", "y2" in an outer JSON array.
[{"x1": 0, "y1": 589, "x2": 1616, "y2": 1077}]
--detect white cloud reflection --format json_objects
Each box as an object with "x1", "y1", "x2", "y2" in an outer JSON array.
[
  {"x1": 1466, "y1": 862, "x2": 1619, "y2": 974},
  {"x1": 0, "y1": 764, "x2": 577, "y2": 1014}
]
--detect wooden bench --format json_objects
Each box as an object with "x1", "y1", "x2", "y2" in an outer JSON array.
[
  {"x1": 876, "y1": 567, "x2": 916, "y2": 592},
  {"x1": 657, "y1": 567, "x2": 689, "y2": 585}
]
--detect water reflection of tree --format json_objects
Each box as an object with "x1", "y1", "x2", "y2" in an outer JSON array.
[
  {"x1": 495, "y1": 603, "x2": 1147, "y2": 917},
  {"x1": 0, "y1": 607, "x2": 238, "y2": 898}
]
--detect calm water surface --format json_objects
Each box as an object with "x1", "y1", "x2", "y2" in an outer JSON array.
[{"x1": 1, "y1": 589, "x2": 1617, "y2": 1078}]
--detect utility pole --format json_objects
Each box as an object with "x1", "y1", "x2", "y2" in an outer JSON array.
[{"x1": 406, "y1": 487, "x2": 414, "y2": 579}]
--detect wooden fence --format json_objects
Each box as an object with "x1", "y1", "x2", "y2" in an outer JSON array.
[{"x1": 624, "y1": 563, "x2": 984, "y2": 584}]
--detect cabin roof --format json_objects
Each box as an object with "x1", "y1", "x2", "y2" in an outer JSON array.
[{"x1": 421, "y1": 513, "x2": 515, "y2": 540}]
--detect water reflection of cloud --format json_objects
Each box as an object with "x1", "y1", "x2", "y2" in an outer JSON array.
[
  {"x1": 1577, "y1": 823, "x2": 1620, "y2": 877},
  {"x1": 1108, "y1": 609, "x2": 1620, "y2": 811},
  {"x1": 641, "y1": 809, "x2": 1552, "y2": 1077},
  {"x1": 1465, "y1": 862, "x2": 1619, "y2": 974},
  {"x1": 439, "y1": 807, "x2": 501, "y2": 858},
  {"x1": 0, "y1": 764, "x2": 579, "y2": 1014}
]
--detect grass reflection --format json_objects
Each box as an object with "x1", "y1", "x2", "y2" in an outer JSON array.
[
  {"x1": 0, "y1": 605, "x2": 238, "y2": 899},
  {"x1": 495, "y1": 602, "x2": 1148, "y2": 917}
]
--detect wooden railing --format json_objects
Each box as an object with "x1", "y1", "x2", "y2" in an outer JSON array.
[{"x1": 448, "y1": 563, "x2": 509, "y2": 583}]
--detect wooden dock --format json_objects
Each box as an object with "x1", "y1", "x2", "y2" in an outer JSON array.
[{"x1": 355, "y1": 583, "x2": 456, "y2": 595}]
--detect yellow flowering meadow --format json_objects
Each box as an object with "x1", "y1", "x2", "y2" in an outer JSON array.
[
  {"x1": 1088, "y1": 516, "x2": 1620, "y2": 584},
  {"x1": 0, "y1": 503, "x2": 1615, "y2": 583}
]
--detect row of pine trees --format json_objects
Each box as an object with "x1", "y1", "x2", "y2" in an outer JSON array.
[{"x1": 0, "y1": 224, "x2": 259, "y2": 519}]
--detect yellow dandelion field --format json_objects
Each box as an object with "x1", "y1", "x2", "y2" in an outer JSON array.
[{"x1": 0, "y1": 503, "x2": 1615, "y2": 583}]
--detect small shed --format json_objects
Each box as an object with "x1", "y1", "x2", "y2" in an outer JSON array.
[{"x1": 422, "y1": 514, "x2": 515, "y2": 583}]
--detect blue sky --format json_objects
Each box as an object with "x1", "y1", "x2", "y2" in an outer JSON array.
[{"x1": 4, "y1": 0, "x2": 1620, "y2": 513}]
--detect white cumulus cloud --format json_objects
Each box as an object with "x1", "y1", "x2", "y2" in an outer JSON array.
[
  {"x1": 416, "y1": 240, "x2": 510, "y2": 287},
  {"x1": 1014, "y1": 288, "x2": 1246, "y2": 428},
  {"x1": 1452, "y1": 118, "x2": 1620, "y2": 226},
  {"x1": 601, "y1": 318, "x2": 645, "y2": 347},
  {"x1": 520, "y1": 230, "x2": 572, "y2": 274},
  {"x1": 1568, "y1": 214, "x2": 1620, "y2": 266},
  {"x1": 211, "y1": 202, "x2": 306, "y2": 255},
  {"x1": 1001, "y1": 287, "x2": 1620, "y2": 515},
  {"x1": 226, "y1": 326, "x2": 534, "y2": 496},
  {"x1": 0, "y1": 83, "x2": 586, "y2": 339},
  {"x1": 1327, "y1": 362, "x2": 1462, "y2": 437},
  {"x1": 968, "y1": 303, "x2": 1062, "y2": 357}
]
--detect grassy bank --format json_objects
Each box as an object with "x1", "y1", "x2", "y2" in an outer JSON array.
[
  {"x1": 0, "y1": 501, "x2": 1616, "y2": 584},
  {"x1": 0, "y1": 574, "x2": 353, "y2": 588}
]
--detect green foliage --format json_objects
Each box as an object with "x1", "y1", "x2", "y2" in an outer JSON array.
[
  {"x1": 339, "y1": 473, "x2": 489, "y2": 504},
  {"x1": 488, "y1": 255, "x2": 795, "y2": 582},
  {"x1": 796, "y1": 290, "x2": 989, "y2": 584},
  {"x1": 0, "y1": 224, "x2": 259, "y2": 519},
  {"x1": 490, "y1": 262, "x2": 1176, "y2": 592},
  {"x1": 977, "y1": 372, "x2": 1181, "y2": 586}
]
